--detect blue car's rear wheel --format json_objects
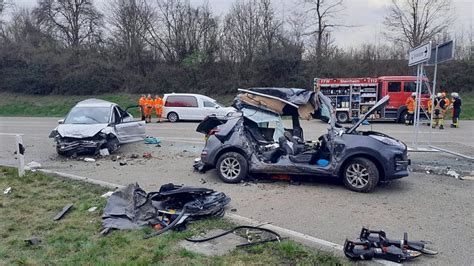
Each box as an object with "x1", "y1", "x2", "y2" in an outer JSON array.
[{"x1": 216, "y1": 152, "x2": 248, "y2": 183}]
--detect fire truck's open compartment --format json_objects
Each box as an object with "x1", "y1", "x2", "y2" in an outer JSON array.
[
  {"x1": 315, "y1": 76, "x2": 433, "y2": 123},
  {"x1": 316, "y1": 78, "x2": 380, "y2": 122}
]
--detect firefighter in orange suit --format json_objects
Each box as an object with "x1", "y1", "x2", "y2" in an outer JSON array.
[
  {"x1": 144, "y1": 94, "x2": 154, "y2": 123},
  {"x1": 138, "y1": 94, "x2": 146, "y2": 121},
  {"x1": 405, "y1": 93, "x2": 416, "y2": 125},
  {"x1": 427, "y1": 96, "x2": 433, "y2": 118},
  {"x1": 154, "y1": 95, "x2": 164, "y2": 123}
]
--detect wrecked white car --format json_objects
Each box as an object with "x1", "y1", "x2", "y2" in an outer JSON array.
[{"x1": 49, "y1": 99, "x2": 146, "y2": 156}]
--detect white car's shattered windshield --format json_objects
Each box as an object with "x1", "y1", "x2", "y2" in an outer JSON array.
[{"x1": 64, "y1": 107, "x2": 110, "y2": 124}]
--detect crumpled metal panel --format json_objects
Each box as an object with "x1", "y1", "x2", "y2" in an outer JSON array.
[{"x1": 57, "y1": 123, "x2": 109, "y2": 138}]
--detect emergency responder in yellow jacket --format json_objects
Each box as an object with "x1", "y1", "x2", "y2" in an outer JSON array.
[
  {"x1": 405, "y1": 93, "x2": 416, "y2": 125},
  {"x1": 450, "y1": 92, "x2": 461, "y2": 128},
  {"x1": 441, "y1": 92, "x2": 450, "y2": 121},
  {"x1": 432, "y1": 93, "x2": 446, "y2": 129}
]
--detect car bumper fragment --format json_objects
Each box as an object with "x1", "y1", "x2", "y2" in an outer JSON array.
[{"x1": 56, "y1": 138, "x2": 106, "y2": 152}]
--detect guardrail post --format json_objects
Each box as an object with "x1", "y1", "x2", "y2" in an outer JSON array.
[{"x1": 16, "y1": 134, "x2": 25, "y2": 177}]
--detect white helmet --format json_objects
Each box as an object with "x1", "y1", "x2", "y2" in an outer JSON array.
[
  {"x1": 451, "y1": 92, "x2": 459, "y2": 98},
  {"x1": 437, "y1": 92, "x2": 442, "y2": 97},
  {"x1": 411, "y1": 92, "x2": 416, "y2": 97}
]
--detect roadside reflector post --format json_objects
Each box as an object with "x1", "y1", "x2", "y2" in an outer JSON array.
[{"x1": 16, "y1": 134, "x2": 25, "y2": 177}]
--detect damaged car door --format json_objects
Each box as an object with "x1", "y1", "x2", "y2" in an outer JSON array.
[{"x1": 112, "y1": 106, "x2": 146, "y2": 143}]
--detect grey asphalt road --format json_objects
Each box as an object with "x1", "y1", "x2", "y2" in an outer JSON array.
[{"x1": 1, "y1": 117, "x2": 473, "y2": 265}]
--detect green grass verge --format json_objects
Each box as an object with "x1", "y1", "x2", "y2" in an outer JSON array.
[
  {"x1": 0, "y1": 93, "x2": 236, "y2": 118},
  {"x1": 0, "y1": 167, "x2": 346, "y2": 265},
  {"x1": 459, "y1": 92, "x2": 473, "y2": 120}
]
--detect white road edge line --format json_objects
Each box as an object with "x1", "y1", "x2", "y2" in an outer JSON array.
[
  {"x1": 0, "y1": 133, "x2": 25, "y2": 136},
  {"x1": 2, "y1": 164, "x2": 399, "y2": 266}
]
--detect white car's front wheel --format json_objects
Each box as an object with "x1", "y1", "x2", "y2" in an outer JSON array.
[{"x1": 167, "y1": 112, "x2": 179, "y2": 123}]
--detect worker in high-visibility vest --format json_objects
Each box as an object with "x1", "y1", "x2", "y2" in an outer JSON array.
[
  {"x1": 450, "y1": 92, "x2": 462, "y2": 128},
  {"x1": 442, "y1": 92, "x2": 450, "y2": 107},
  {"x1": 427, "y1": 96, "x2": 433, "y2": 116},
  {"x1": 441, "y1": 92, "x2": 450, "y2": 121},
  {"x1": 432, "y1": 93, "x2": 446, "y2": 129},
  {"x1": 144, "y1": 94, "x2": 154, "y2": 123},
  {"x1": 138, "y1": 94, "x2": 146, "y2": 121},
  {"x1": 154, "y1": 94, "x2": 164, "y2": 123},
  {"x1": 405, "y1": 93, "x2": 416, "y2": 125}
]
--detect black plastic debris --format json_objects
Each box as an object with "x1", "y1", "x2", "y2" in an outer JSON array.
[
  {"x1": 101, "y1": 183, "x2": 231, "y2": 238},
  {"x1": 344, "y1": 227, "x2": 437, "y2": 263},
  {"x1": 53, "y1": 203, "x2": 73, "y2": 221},
  {"x1": 24, "y1": 237, "x2": 42, "y2": 246},
  {"x1": 186, "y1": 225, "x2": 282, "y2": 248}
]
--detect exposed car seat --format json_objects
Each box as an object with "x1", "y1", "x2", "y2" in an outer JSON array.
[
  {"x1": 246, "y1": 124, "x2": 272, "y2": 144},
  {"x1": 283, "y1": 131, "x2": 305, "y2": 155}
]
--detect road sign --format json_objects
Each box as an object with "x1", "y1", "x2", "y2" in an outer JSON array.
[
  {"x1": 408, "y1": 42, "x2": 432, "y2": 66},
  {"x1": 426, "y1": 40, "x2": 455, "y2": 65}
]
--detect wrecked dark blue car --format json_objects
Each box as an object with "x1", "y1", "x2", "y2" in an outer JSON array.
[{"x1": 195, "y1": 88, "x2": 409, "y2": 192}]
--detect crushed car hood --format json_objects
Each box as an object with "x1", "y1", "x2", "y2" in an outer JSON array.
[
  {"x1": 238, "y1": 87, "x2": 315, "y2": 107},
  {"x1": 57, "y1": 123, "x2": 109, "y2": 138},
  {"x1": 235, "y1": 87, "x2": 319, "y2": 119},
  {"x1": 347, "y1": 95, "x2": 390, "y2": 134}
]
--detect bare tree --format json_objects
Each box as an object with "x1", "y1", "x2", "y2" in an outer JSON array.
[
  {"x1": 144, "y1": 0, "x2": 219, "y2": 64},
  {"x1": 221, "y1": 0, "x2": 262, "y2": 65},
  {"x1": 258, "y1": 0, "x2": 282, "y2": 54},
  {"x1": 303, "y1": 0, "x2": 346, "y2": 61},
  {"x1": 4, "y1": 9, "x2": 42, "y2": 44},
  {"x1": 0, "y1": 0, "x2": 5, "y2": 15},
  {"x1": 384, "y1": 0, "x2": 454, "y2": 48},
  {"x1": 34, "y1": 0, "x2": 103, "y2": 47},
  {"x1": 108, "y1": 0, "x2": 153, "y2": 75}
]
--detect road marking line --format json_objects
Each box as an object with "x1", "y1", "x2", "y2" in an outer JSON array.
[{"x1": 0, "y1": 133, "x2": 25, "y2": 136}]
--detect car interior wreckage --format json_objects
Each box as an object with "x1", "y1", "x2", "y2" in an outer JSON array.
[
  {"x1": 194, "y1": 87, "x2": 410, "y2": 192},
  {"x1": 101, "y1": 183, "x2": 231, "y2": 238}
]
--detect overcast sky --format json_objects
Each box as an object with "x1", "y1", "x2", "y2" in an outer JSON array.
[{"x1": 11, "y1": 0, "x2": 474, "y2": 48}]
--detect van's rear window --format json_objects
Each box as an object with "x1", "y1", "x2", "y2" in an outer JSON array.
[{"x1": 165, "y1": 96, "x2": 198, "y2": 107}]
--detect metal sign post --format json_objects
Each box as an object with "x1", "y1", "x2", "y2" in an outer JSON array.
[
  {"x1": 426, "y1": 40, "x2": 455, "y2": 146},
  {"x1": 428, "y1": 45, "x2": 438, "y2": 146},
  {"x1": 408, "y1": 42, "x2": 431, "y2": 150}
]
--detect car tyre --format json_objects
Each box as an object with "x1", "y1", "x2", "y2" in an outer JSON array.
[
  {"x1": 342, "y1": 157, "x2": 379, "y2": 193},
  {"x1": 167, "y1": 112, "x2": 179, "y2": 123},
  {"x1": 398, "y1": 110, "x2": 407, "y2": 123},
  {"x1": 336, "y1": 111, "x2": 349, "y2": 123},
  {"x1": 216, "y1": 152, "x2": 248, "y2": 183},
  {"x1": 105, "y1": 137, "x2": 120, "y2": 153}
]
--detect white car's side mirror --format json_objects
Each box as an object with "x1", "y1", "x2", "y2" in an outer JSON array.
[
  {"x1": 58, "y1": 119, "x2": 64, "y2": 124},
  {"x1": 215, "y1": 105, "x2": 220, "y2": 109}
]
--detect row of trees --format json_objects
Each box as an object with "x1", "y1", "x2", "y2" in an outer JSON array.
[{"x1": 0, "y1": 0, "x2": 472, "y2": 95}]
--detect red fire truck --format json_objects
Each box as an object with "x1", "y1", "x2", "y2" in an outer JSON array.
[{"x1": 315, "y1": 76, "x2": 431, "y2": 123}]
